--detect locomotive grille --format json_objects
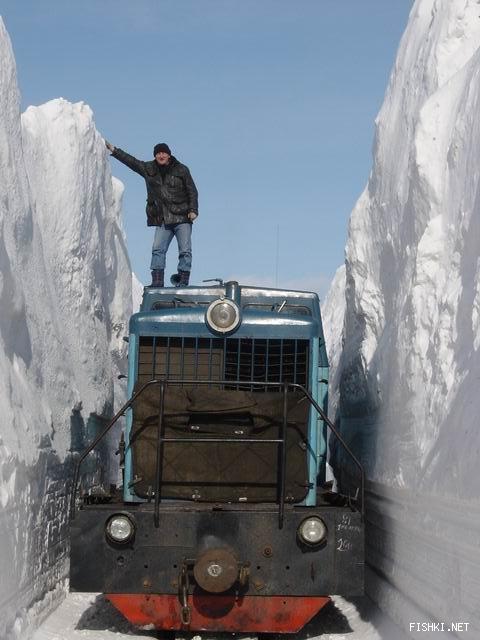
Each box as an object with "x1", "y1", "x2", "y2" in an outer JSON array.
[{"x1": 137, "y1": 337, "x2": 309, "y2": 391}]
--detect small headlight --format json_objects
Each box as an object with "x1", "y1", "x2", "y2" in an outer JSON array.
[
  {"x1": 206, "y1": 298, "x2": 241, "y2": 334},
  {"x1": 298, "y1": 517, "x2": 327, "y2": 546},
  {"x1": 105, "y1": 514, "x2": 135, "y2": 544}
]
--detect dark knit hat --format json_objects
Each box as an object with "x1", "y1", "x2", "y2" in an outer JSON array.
[{"x1": 153, "y1": 143, "x2": 171, "y2": 156}]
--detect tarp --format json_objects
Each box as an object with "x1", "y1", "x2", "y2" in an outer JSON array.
[{"x1": 130, "y1": 385, "x2": 310, "y2": 502}]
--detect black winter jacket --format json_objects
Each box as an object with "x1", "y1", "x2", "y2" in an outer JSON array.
[{"x1": 111, "y1": 148, "x2": 198, "y2": 226}]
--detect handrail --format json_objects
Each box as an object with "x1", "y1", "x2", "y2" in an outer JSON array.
[
  {"x1": 69, "y1": 378, "x2": 365, "y2": 522},
  {"x1": 279, "y1": 383, "x2": 288, "y2": 527},
  {"x1": 154, "y1": 380, "x2": 166, "y2": 528},
  {"x1": 69, "y1": 378, "x2": 160, "y2": 520},
  {"x1": 290, "y1": 383, "x2": 365, "y2": 518}
]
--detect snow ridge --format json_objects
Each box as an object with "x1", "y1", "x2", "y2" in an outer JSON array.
[
  {"x1": 324, "y1": 0, "x2": 480, "y2": 635},
  {"x1": 0, "y1": 18, "x2": 131, "y2": 639}
]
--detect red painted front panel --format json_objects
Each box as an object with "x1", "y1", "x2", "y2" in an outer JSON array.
[{"x1": 106, "y1": 593, "x2": 330, "y2": 633}]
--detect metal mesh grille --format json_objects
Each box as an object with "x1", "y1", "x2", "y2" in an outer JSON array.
[{"x1": 138, "y1": 337, "x2": 309, "y2": 391}]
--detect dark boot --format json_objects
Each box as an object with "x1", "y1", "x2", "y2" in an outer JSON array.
[
  {"x1": 170, "y1": 270, "x2": 190, "y2": 287},
  {"x1": 178, "y1": 270, "x2": 190, "y2": 286},
  {"x1": 149, "y1": 269, "x2": 164, "y2": 288}
]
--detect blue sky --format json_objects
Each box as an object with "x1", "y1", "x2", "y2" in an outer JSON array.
[{"x1": 2, "y1": 1, "x2": 413, "y2": 297}]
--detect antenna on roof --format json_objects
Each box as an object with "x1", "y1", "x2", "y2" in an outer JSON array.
[{"x1": 275, "y1": 223, "x2": 280, "y2": 287}]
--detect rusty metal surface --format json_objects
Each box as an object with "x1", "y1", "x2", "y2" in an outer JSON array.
[
  {"x1": 70, "y1": 504, "x2": 364, "y2": 597},
  {"x1": 193, "y1": 548, "x2": 240, "y2": 593},
  {"x1": 106, "y1": 593, "x2": 330, "y2": 633}
]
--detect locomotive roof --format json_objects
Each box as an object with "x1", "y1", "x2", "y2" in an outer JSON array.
[
  {"x1": 131, "y1": 281, "x2": 329, "y2": 370},
  {"x1": 140, "y1": 281, "x2": 321, "y2": 319}
]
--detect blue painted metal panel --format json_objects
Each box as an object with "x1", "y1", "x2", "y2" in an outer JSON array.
[
  {"x1": 140, "y1": 284, "x2": 322, "y2": 321},
  {"x1": 130, "y1": 311, "x2": 319, "y2": 341},
  {"x1": 316, "y1": 310, "x2": 329, "y2": 486},
  {"x1": 317, "y1": 365, "x2": 329, "y2": 484},
  {"x1": 123, "y1": 332, "x2": 140, "y2": 502},
  {"x1": 304, "y1": 338, "x2": 319, "y2": 506},
  {"x1": 317, "y1": 312, "x2": 329, "y2": 368}
]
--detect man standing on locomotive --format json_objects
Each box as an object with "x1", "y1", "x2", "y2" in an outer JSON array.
[{"x1": 105, "y1": 140, "x2": 198, "y2": 288}]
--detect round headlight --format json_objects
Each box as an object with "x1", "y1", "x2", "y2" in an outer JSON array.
[
  {"x1": 206, "y1": 298, "x2": 241, "y2": 334},
  {"x1": 105, "y1": 514, "x2": 135, "y2": 544},
  {"x1": 298, "y1": 517, "x2": 327, "y2": 546}
]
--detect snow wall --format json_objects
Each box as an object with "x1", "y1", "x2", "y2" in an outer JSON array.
[
  {"x1": 323, "y1": 0, "x2": 480, "y2": 636},
  {"x1": 0, "y1": 19, "x2": 132, "y2": 639}
]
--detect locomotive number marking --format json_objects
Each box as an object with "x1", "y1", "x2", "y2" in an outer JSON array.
[
  {"x1": 336, "y1": 513, "x2": 361, "y2": 534},
  {"x1": 336, "y1": 538, "x2": 353, "y2": 552}
]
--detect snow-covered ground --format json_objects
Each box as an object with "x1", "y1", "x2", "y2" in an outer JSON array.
[
  {"x1": 0, "y1": 17, "x2": 131, "y2": 640},
  {"x1": 323, "y1": 0, "x2": 480, "y2": 636}
]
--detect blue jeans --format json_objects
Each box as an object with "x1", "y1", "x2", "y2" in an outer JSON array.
[{"x1": 150, "y1": 222, "x2": 192, "y2": 272}]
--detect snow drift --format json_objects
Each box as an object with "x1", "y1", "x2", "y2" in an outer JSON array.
[
  {"x1": 0, "y1": 18, "x2": 131, "y2": 639},
  {"x1": 323, "y1": 0, "x2": 480, "y2": 636}
]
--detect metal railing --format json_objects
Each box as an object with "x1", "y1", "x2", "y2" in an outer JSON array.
[{"x1": 70, "y1": 378, "x2": 365, "y2": 527}]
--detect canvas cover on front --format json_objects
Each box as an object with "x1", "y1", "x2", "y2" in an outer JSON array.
[{"x1": 130, "y1": 384, "x2": 310, "y2": 502}]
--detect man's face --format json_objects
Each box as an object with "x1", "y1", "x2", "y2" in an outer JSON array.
[{"x1": 155, "y1": 152, "x2": 171, "y2": 165}]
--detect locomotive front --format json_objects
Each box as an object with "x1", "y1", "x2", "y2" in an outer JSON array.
[{"x1": 70, "y1": 281, "x2": 364, "y2": 633}]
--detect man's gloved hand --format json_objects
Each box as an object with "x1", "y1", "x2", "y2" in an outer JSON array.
[
  {"x1": 187, "y1": 211, "x2": 198, "y2": 221},
  {"x1": 105, "y1": 140, "x2": 115, "y2": 153}
]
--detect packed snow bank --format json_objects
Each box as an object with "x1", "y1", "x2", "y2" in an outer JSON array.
[
  {"x1": 323, "y1": 0, "x2": 480, "y2": 636},
  {"x1": 132, "y1": 272, "x2": 144, "y2": 312},
  {"x1": 0, "y1": 18, "x2": 131, "y2": 640}
]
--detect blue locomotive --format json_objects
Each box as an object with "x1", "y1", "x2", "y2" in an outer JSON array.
[{"x1": 70, "y1": 280, "x2": 364, "y2": 633}]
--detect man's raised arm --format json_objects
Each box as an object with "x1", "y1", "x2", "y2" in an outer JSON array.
[{"x1": 104, "y1": 140, "x2": 146, "y2": 177}]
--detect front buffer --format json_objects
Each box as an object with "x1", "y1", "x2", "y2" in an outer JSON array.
[{"x1": 70, "y1": 503, "x2": 363, "y2": 633}]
